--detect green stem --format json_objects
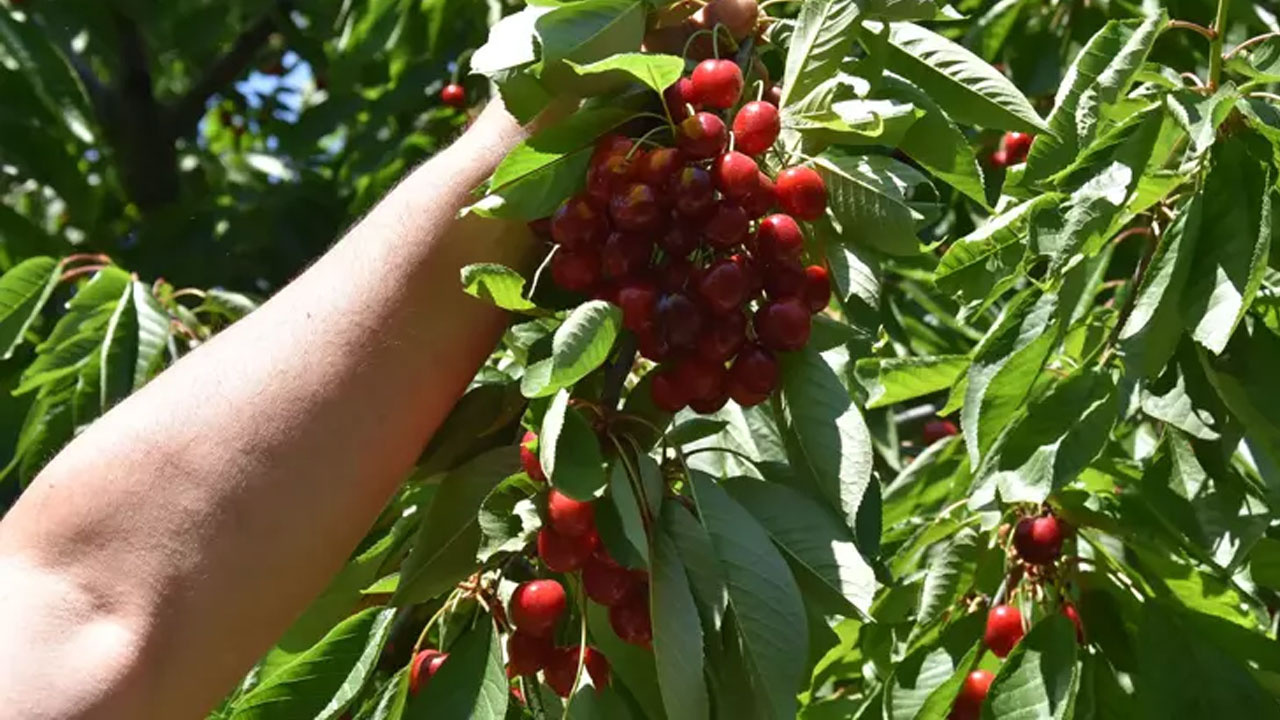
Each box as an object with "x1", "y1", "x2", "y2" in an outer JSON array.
[{"x1": 1208, "y1": 0, "x2": 1231, "y2": 89}]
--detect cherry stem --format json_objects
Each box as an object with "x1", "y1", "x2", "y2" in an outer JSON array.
[
  {"x1": 754, "y1": 79, "x2": 765, "y2": 102},
  {"x1": 1225, "y1": 31, "x2": 1279, "y2": 61},
  {"x1": 451, "y1": 48, "x2": 475, "y2": 85},
  {"x1": 711, "y1": 22, "x2": 726, "y2": 59},
  {"x1": 680, "y1": 28, "x2": 716, "y2": 62},
  {"x1": 59, "y1": 264, "x2": 109, "y2": 284},
  {"x1": 59, "y1": 253, "x2": 112, "y2": 269},
  {"x1": 1165, "y1": 19, "x2": 1216, "y2": 42},
  {"x1": 411, "y1": 590, "x2": 461, "y2": 656},
  {"x1": 682, "y1": 445, "x2": 758, "y2": 467},
  {"x1": 560, "y1": 578, "x2": 589, "y2": 718},
  {"x1": 626, "y1": 126, "x2": 673, "y2": 159},
  {"x1": 526, "y1": 245, "x2": 559, "y2": 304}
]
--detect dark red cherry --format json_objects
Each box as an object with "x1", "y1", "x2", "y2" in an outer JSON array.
[
  {"x1": 696, "y1": 311, "x2": 747, "y2": 363},
  {"x1": 803, "y1": 265, "x2": 831, "y2": 313},
  {"x1": 698, "y1": 258, "x2": 750, "y2": 315},
  {"x1": 740, "y1": 172, "x2": 777, "y2": 218},
  {"x1": 672, "y1": 165, "x2": 717, "y2": 218},
  {"x1": 601, "y1": 232, "x2": 653, "y2": 281},
  {"x1": 617, "y1": 281, "x2": 659, "y2": 332},
  {"x1": 609, "y1": 183, "x2": 663, "y2": 233},
  {"x1": 636, "y1": 147, "x2": 685, "y2": 189},
  {"x1": 677, "y1": 112, "x2": 728, "y2": 160},
  {"x1": 732, "y1": 101, "x2": 781, "y2": 156},
  {"x1": 649, "y1": 366, "x2": 687, "y2": 412},
  {"x1": 658, "y1": 292, "x2": 705, "y2": 351},
  {"x1": 551, "y1": 195, "x2": 609, "y2": 250},
  {"x1": 675, "y1": 357, "x2": 727, "y2": 404},
  {"x1": 552, "y1": 248, "x2": 601, "y2": 293},
  {"x1": 658, "y1": 222, "x2": 701, "y2": 258},
  {"x1": 703, "y1": 204, "x2": 749, "y2": 249},
  {"x1": 713, "y1": 151, "x2": 761, "y2": 200},
  {"x1": 664, "y1": 76, "x2": 698, "y2": 122},
  {"x1": 754, "y1": 298, "x2": 811, "y2": 352},
  {"x1": 441, "y1": 83, "x2": 467, "y2": 108},
  {"x1": 763, "y1": 256, "x2": 806, "y2": 300}
]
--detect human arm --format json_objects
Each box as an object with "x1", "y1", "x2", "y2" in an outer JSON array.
[{"x1": 0, "y1": 100, "x2": 550, "y2": 719}]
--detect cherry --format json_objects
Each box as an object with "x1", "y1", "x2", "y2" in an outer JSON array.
[
  {"x1": 922, "y1": 419, "x2": 958, "y2": 444},
  {"x1": 656, "y1": 256, "x2": 699, "y2": 293},
  {"x1": 583, "y1": 556, "x2": 640, "y2": 607},
  {"x1": 713, "y1": 151, "x2": 761, "y2": 200},
  {"x1": 989, "y1": 149, "x2": 1009, "y2": 168},
  {"x1": 690, "y1": 390, "x2": 729, "y2": 414},
  {"x1": 732, "y1": 101, "x2": 781, "y2": 156},
  {"x1": 592, "y1": 134, "x2": 634, "y2": 163},
  {"x1": 545, "y1": 646, "x2": 610, "y2": 697},
  {"x1": 727, "y1": 375, "x2": 770, "y2": 407},
  {"x1": 756, "y1": 214, "x2": 805, "y2": 260},
  {"x1": 754, "y1": 298, "x2": 811, "y2": 352},
  {"x1": 703, "y1": 203, "x2": 750, "y2": 249},
  {"x1": 691, "y1": 59, "x2": 744, "y2": 109},
  {"x1": 672, "y1": 165, "x2": 717, "y2": 218},
  {"x1": 551, "y1": 249, "x2": 601, "y2": 293},
  {"x1": 658, "y1": 223, "x2": 701, "y2": 258},
  {"x1": 589, "y1": 152, "x2": 638, "y2": 204},
  {"x1": 506, "y1": 631, "x2": 555, "y2": 676},
  {"x1": 650, "y1": 366, "x2": 689, "y2": 412},
  {"x1": 609, "y1": 593, "x2": 653, "y2": 646},
  {"x1": 697, "y1": 311, "x2": 747, "y2": 363},
  {"x1": 705, "y1": 0, "x2": 760, "y2": 39},
  {"x1": 1062, "y1": 603, "x2": 1085, "y2": 644},
  {"x1": 675, "y1": 358, "x2": 727, "y2": 405},
  {"x1": 440, "y1": 84, "x2": 467, "y2": 108},
  {"x1": 538, "y1": 527, "x2": 595, "y2": 573},
  {"x1": 949, "y1": 669, "x2": 994, "y2": 720},
  {"x1": 763, "y1": 256, "x2": 805, "y2": 300},
  {"x1": 803, "y1": 265, "x2": 831, "y2": 313},
  {"x1": 636, "y1": 325, "x2": 672, "y2": 363},
  {"x1": 601, "y1": 232, "x2": 653, "y2": 281},
  {"x1": 658, "y1": 293, "x2": 705, "y2": 351},
  {"x1": 1013, "y1": 514, "x2": 1064, "y2": 565},
  {"x1": 551, "y1": 195, "x2": 608, "y2": 250},
  {"x1": 510, "y1": 579, "x2": 567, "y2": 637},
  {"x1": 677, "y1": 112, "x2": 728, "y2": 160},
  {"x1": 617, "y1": 282, "x2": 659, "y2": 333},
  {"x1": 409, "y1": 649, "x2": 448, "y2": 694},
  {"x1": 520, "y1": 431, "x2": 545, "y2": 483},
  {"x1": 984, "y1": 604, "x2": 1025, "y2": 658},
  {"x1": 664, "y1": 76, "x2": 697, "y2": 122},
  {"x1": 1002, "y1": 131, "x2": 1034, "y2": 164},
  {"x1": 547, "y1": 489, "x2": 596, "y2": 538},
  {"x1": 609, "y1": 183, "x2": 663, "y2": 233},
  {"x1": 637, "y1": 147, "x2": 685, "y2": 189},
  {"x1": 728, "y1": 344, "x2": 778, "y2": 395},
  {"x1": 764, "y1": 84, "x2": 783, "y2": 106},
  {"x1": 698, "y1": 258, "x2": 750, "y2": 315},
  {"x1": 776, "y1": 166, "x2": 828, "y2": 221},
  {"x1": 731, "y1": 252, "x2": 762, "y2": 295},
  {"x1": 740, "y1": 172, "x2": 777, "y2": 218}
]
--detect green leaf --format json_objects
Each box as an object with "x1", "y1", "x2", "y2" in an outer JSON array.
[
  {"x1": 651, "y1": 527, "x2": 710, "y2": 720},
  {"x1": 0, "y1": 256, "x2": 59, "y2": 360},
  {"x1": 1227, "y1": 35, "x2": 1280, "y2": 82},
  {"x1": 585, "y1": 603, "x2": 666, "y2": 720},
  {"x1": 914, "y1": 528, "x2": 979, "y2": 630},
  {"x1": 1198, "y1": 325, "x2": 1280, "y2": 486},
  {"x1": 476, "y1": 474, "x2": 542, "y2": 562},
  {"x1": 982, "y1": 614, "x2": 1080, "y2": 720},
  {"x1": 779, "y1": 0, "x2": 862, "y2": 109},
  {"x1": 689, "y1": 474, "x2": 807, "y2": 720},
  {"x1": 0, "y1": 13, "x2": 94, "y2": 144},
  {"x1": 99, "y1": 280, "x2": 138, "y2": 411},
  {"x1": 393, "y1": 448, "x2": 518, "y2": 605},
  {"x1": 1181, "y1": 131, "x2": 1273, "y2": 355},
  {"x1": 547, "y1": 300, "x2": 621, "y2": 391},
  {"x1": 231, "y1": 607, "x2": 395, "y2": 719},
  {"x1": 870, "y1": 21, "x2": 1047, "y2": 134},
  {"x1": 602, "y1": 460, "x2": 649, "y2": 567},
  {"x1": 935, "y1": 196, "x2": 1058, "y2": 305},
  {"x1": 855, "y1": 355, "x2": 970, "y2": 409},
  {"x1": 779, "y1": 345, "x2": 874, "y2": 533},
  {"x1": 887, "y1": 635, "x2": 981, "y2": 720},
  {"x1": 132, "y1": 281, "x2": 171, "y2": 389},
  {"x1": 722, "y1": 477, "x2": 878, "y2": 617},
  {"x1": 471, "y1": 6, "x2": 553, "y2": 75},
  {"x1": 408, "y1": 618, "x2": 508, "y2": 719},
  {"x1": 662, "y1": 500, "x2": 727, "y2": 633},
  {"x1": 1139, "y1": 345, "x2": 1225, "y2": 441},
  {"x1": 565, "y1": 52, "x2": 684, "y2": 93},
  {"x1": 966, "y1": 0, "x2": 1028, "y2": 61},
  {"x1": 882, "y1": 76, "x2": 990, "y2": 207},
  {"x1": 666, "y1": 417, "x2": 729, "y2": 447},
  {"x1": 816, "y1": 152, "x2": 927, "y2": 256},
  {"x1": 539, "y1": 389, "x2": 607, "y2": 500},
  {"x1": 536, "y1": 0, "x2": 645, "y2": 71},
  {"x1": 461, "y1": 263, "x2": 538, "y2": 313}
]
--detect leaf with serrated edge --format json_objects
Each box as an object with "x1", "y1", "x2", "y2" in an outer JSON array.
[
  {"x1": 0, "y1": 256, "x2": 59, "y2": 360},
  {"x1": 461, "y1": 263, "x2": 538, "y2": 312},
  {"x1": 780, "y1": 0, "x2": 861, "y2": 109},
  {"x1": 855, "y1": 355, "x2": 970, "y2": 409},
  {"x1": 651, "y1": 527, "x2": 710, "y2": 720},
  {"x1": 982, "y1": 615, "x2": 1079, "y2": 720},
  {"x1": 566, "y1": 52, "x2": 683, "y2": 93},
  {"x1": 549, "y1": 300, "x2": 621, "y2": 389},
  {"x1": 540, "y1": 389, "x2": 607, "y2": 500}
]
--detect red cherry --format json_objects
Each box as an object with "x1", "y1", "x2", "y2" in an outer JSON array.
[
  {"x1": 727, "y1": 375, "x2": 770, "y2": 407},
  {"x1": 649, "y1": 366, "x2": 688, "y2": 412},
  {"x1": 656, "y1": 256, "x2": 699, "y2": 293},
  {"x1": 507, "y1": 631, "x2": 555, "y2": 676},
  {"x1": 592, "y1": 134, "x2": 634, "y2": 163},
  {"x1": 756, "y1": 214, "x2": 805, "y2": 260},
  {"x1": 551, "y1": 195, "x2": 608, "y2": 250},
  {"x1": 520, "y1": 431, "x2": 545, "y2": 483},
  {"x1": 690, "y1": 390, "x2": 729, "y2": 415},
  {"x1": 698, "y1": 258, "x2": 749, "y2": 315},
  {"x1": 740, "y1": 172, "x2": 777, "y2": 218},
  {"x1": 1013, "y1": 515, "x2": 1064, "y2": 565},
  {"x1": 601, "y1": 232, "x2": 653, "y2": 282},
  {"x1": 677, "y1": 112, "x2": 728, "y2": 160},
  {"x1": 764, "y1": 84, "x2": 783, "y2": 106},
  {"x1": 731, "y1": 252, "x2": 762, "y2": 295},
  {"x1": 538, "y1": 527, "x2": 595, "y2": 573},
  {"x1": 728, "y1": 344, "x2": 778, "y2": 395},
  {"x1": 589, "y1": 152, "x2": 638, "y2": 205},
  {"x1": 545, "y1": 646, "x2": 610, "y2": 697},
  {"x1": 675, "y1": 358, "x2": 727, "y2": 404},
  {"x1": 609, "y1": 593, "x2": 653, "y2": 646},
  {"x1": 658, "y1": 293, "x2": 705, "y2": 351},
  {"x1": 703, "y1": 203, "x2": 749, "y2": 249},
  {"x1": 609, "y1": 183, "x2": 663, "y2": 233},
  {"x1": 551, "y1": 248, "x2": 601, "y2": 293},
  {"x1": 583, "y1": 557, "x2": 641, "y2": 607},
  {"x1": 664, "y1": 76, "x2": 698, "y2": 122},
  {"x1": 803, "y1": 265, "x2": 831, "y2": 314},
  {"x1": 696, "y1": 311, "x2": 747, "y2": 363},
  {"x1": 922, "y1": 419, "x2": 959, "y2": 444},
  {"x1": 763, "y1": 256, "x2": 805, "y2": 300},
  {"x1": 691, "y1": 59, "x2": 744, "y2": 109},
  {"x1": 547, "y1": 489, "x2": 596, "y2": 538},
  {"x1": 949, "y1": 670, "x2": 994, "y2": 720},
  {"x1": 990, "y1": 149, "x2": 1009, "y2": 168},
  {"x1": 617, "y1": 282, "x2": 659, "y2": 332},
  {"x1": 672, "y1": 165, "x2": 717, "y2": 218},
  {"x1": 636, "y1": 147, "x2": 685, "y2": 189},
  {"x1": 732, "y1": 101, "x2": 781, "y2": 156},
  {"x1": 658, "y1": 223, "x2": 701, "y2": 258},
  {"x1": 1002, "y1": 131, "x2": 1034, "y2": 163},
  {"x1": 636, "y1": 325, "x2": 672, "y2": 363},
  {"x1": 713, "y1": 151, "x2": 761, "y2": 200},
  {"x1": 1062, "y1": 603, "x2": 1085, "y2": 644},
  {"x1": 984, "y1": 604, "x2": 1025, "y2": 658},
  {"x1": 754, "y1": 298, "x2": 811, "y2": 352},
  {"x1": 510, "y1": 579, "x2": 567, "y2": 636},
  {"x1": 776, "y1": 166, "x2": 828, "y2": 221},
  {"x1": 440, "y1": 84, "x2": 467, "y2": 108},
  {"x1": 410, "y1": 649, "x2": 448, "y2": 694}
]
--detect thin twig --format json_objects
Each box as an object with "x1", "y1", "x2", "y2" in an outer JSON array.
[
  {"x1": 1166, "y1": 19, "x2": 1217, "y2": 42},
  {"x1": 1225, "y1": 31, "x2": 1280, "y2": 61}
]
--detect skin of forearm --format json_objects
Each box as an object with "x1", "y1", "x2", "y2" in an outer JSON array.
[{"x1": 0, "y1": 101, "x2": 545, "y2": 718}]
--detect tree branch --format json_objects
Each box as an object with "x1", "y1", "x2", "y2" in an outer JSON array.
[{"x1": 170, "y1": 3, "x2": 291, "y2": 134}]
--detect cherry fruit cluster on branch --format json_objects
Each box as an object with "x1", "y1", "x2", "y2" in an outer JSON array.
[{"x1": 547, "y1": 57, "x2": 831, "y2": 417}]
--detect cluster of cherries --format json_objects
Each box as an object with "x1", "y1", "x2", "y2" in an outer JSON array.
[
  {"x1": 950, "y1": 511, "x2": 1076, "y2": 720},
  {"x1": 989, "y1": 131, "x2": 1034, "y2": 168},
  {"x1": 546, "y1": 56, "x2": 831, "y2": 415}
]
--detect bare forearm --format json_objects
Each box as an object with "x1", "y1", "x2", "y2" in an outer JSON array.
[{"x1": 0, "y1": 102, "x2": 540, "y2": 717}]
